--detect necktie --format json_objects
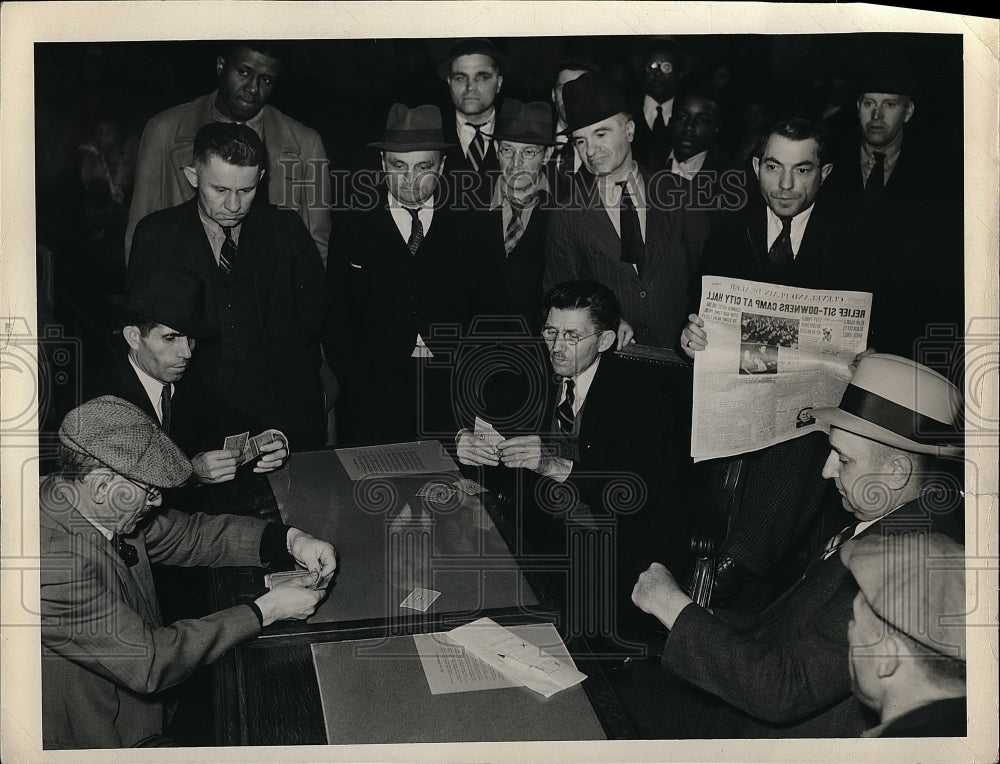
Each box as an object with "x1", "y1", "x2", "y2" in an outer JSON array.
[
  {"x1": 159, "y1": 383, "x2": 172, "y2": 434},
  {"x1": 556, "y1": 378, "x2": 576, "y2": 433},
  {"x1": 114, "y1": 534, "x2": 138, "y2": 567},
  {"x1": 767, "y1": 215, "x2": 794, "y2": 268},
  {"x1": 821, "y1": 523, "x2": 858, "y2": 560},
  {"x1": 865, "y1": 151, "x2": 886, "y2": 207},
  {"x1": 466, "y1": 122, "x2": 487, "y2": 172},
  {"x1": 504, "y1": 203, "x2": 524, "y2": 255},
  {"x1": 617, "y1": 181, "x2": 645, "y2": 274},
  {"x1": 219, "y1": 226, "x2": 237, "y2": 274},
  {"x1": 653, "y1": 105, "x2": 668, "y2": 137},
  {"x1": 405, "y1": 207, "x2": 424, "y2": 255}
]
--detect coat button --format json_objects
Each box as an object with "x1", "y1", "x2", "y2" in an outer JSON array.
[{"x1": 639, "y1": 291, "x2": 647, "y2": 298}]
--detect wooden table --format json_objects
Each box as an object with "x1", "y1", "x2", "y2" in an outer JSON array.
[{"x1": 209, "y1": 446, "x2": 640, "y2": 745}]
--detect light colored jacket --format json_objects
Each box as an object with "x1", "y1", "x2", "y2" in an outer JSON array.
[{"x1": 125, "y1": 91, "x2": 331, "y2": 266}]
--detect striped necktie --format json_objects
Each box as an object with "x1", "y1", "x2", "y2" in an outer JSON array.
[
  {"x1": 466, "y1": 122, "x2": 488, "y2": 171},
  {"x1": 219, "y1": 226, "x2": 237, "y2": 274},
  {"x1": 556, "y1": 378, "x2": 576, "y2": 432},
  {"x1": 504, "y1": 203, "x2": 524, "y2": 255},
  {"x1": 405, "y1": 208, "x2": 424, "y2": 255}
]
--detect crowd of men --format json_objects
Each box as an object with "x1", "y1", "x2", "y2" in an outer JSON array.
[{"x1": 39, "y1": 36, "x2": 969, "y2": 747}]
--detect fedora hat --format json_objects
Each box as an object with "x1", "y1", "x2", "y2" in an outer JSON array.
[
  {"x1": 493, "y1": 99, "x2": 556, "y2": 146},
  {"x1": 813, "y1": 354, "x2": 963, "y2": 456},
  {"x1": 368, "y1": 103, "x2": 456, "y2": 152},
  {"x1": 561, "y1": 72, "x2": 628, "y2": 134},
  {"x1": 110, "y1": 266, "x2": 213, "y2": 338},
  {"x1": 437, "y1": 37, "x2": 508, "y2": 81}
]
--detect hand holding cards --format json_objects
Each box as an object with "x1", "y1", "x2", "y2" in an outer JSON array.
[
  {"x1": 222, "y1": 429, "x2": 289, "y2": 471},
  {"x1": 264, "y1": 567, "x2": 322, "y2": 590},
  {"x1": 456, "y1": 418, "x2": 505, "y2": 467}
]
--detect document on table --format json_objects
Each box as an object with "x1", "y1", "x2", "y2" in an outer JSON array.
[
  {"x1": 415, "y1": 619, "x2": 586, "y2": 698},
  {"x1": 336, "y1": 440, "x2": 459, "y2": 480}
]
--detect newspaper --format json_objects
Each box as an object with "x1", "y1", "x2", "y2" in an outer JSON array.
[{"x1": 691, "y1": 276, "x2": 873, "y2": 462}]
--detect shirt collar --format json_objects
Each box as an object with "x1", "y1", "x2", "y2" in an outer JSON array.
[
  {"x1": 643, "y1": 94, "x2": 674, "y2": 126},
  {"x1": 564, "y1": 353, "x2": 602, "y2": 406},
  {"x1": 861, "y1": 134, "x2": 903, "y2": 165},
  {"x1": 457, "y1": 110, "x2": 495, "y2": 136},
  {"x1": 387, "y1": 190, "x2": 435, "y2": 211},
  {"x1": 127, "y1": 354, "x2": 171, "y2": 416}
]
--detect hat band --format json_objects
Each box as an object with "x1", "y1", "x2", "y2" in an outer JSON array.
[
  {"x1": 839, "y1": 384, "x2": 952, "y2": 445},
  {"x1": 381, "y1": 128, "x2": 447, "y2": 144}
]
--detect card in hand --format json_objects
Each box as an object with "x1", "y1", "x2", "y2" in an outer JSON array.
[
  {"x1": 264, "y1": 567, "x2": 319, "y2": 590},
  {"x1": 223, "y1": 431, "x2": 250, "y2": 454},
  {"x1": 473, "y1": 416, "x2": 504, "y2": 449}
]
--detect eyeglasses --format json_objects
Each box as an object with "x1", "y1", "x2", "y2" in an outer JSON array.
[
  {"x1": 645, "y1": 60, "x2": 675, "y2": 74},
  {"x1": 540, "y1": 327, "x2": 602, "y2": 346},
  {"x1": 122, "y1": 475, "x2": 162, "y2": 503},
  {"x1": 497, "y1": 145, "x2": 543, "y2": 161}
]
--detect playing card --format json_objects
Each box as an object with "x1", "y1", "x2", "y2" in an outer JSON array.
[
  {"x1": 416, "y1": 482, "x2": 457, "y2": 503},
  {"x1": 399, "y1": 588, "x2": 441, "y2": 612},
  {"x1": 264, "y1": 568, "x2": 319, "y2": 590},
  {"x1": 473, "y1": 416, "x2": 504, "y2": 449},
  {"x1": 223, "y1": 431, "x2": 249, "y2": 454},
  {"x1": 453, "y1": 477, "x2": 487, "y2": 495}
]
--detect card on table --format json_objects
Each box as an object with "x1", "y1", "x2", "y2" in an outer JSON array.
[{"x1": 399, "y1": 587, "x2": 441, "y2": 612}]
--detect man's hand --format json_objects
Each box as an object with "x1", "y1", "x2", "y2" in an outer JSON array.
[
  {"x1": 191, "y1": 449, "x2": 240, "y2": 484},
  {"x1": 616, "y1": 317, "x2": 636, "y2": 350},
  {"x1": 253, "y1": 579, "x2": 325, "y2": 627},
  {"x1": 849, "y1": 347, "x2": 877, "y2": 375},
  {"x1": 253, "y1": 430, "x2": 289, "y2": 473},
  {"x1": 632, "y1": 562, "x2": 695, "y2": 630},
  {"x1": 679, "y1": 313, "x2": 708, "y2": 360},
  {"x1": 285, "y1": 527, "x2": 337, "y2": 589},
  {"x1": 496, "y1": 435, "x2": 571, "y2": 480},
  {"x1": 456, "y1": 429, "x2": 500, "y2": 467}
]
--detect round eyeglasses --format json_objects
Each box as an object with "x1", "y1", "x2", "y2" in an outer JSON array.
[
  {"x1": 497, "y1": 145, "x2": 543, "y2": 161},
  {"x1": 540, "y1": 328, "x2": 601, "y2": 346}
]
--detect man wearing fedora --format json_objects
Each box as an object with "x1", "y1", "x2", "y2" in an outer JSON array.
[
  {"x1": 544, "y1": 72, "x2": 709, "y2": 349},
  {"x1": 100, "y1": 264, "x2": 288, "y2": 485},
  {"x1": 841, "y1": 531, "x2": 967, "y2": 737},
  {"x1": 550, "y1": 58, "x2": 598, "y2": 178},
  {"x1": 125, "y1": 40, "x2": 331, "y2": 266},
  {"x1": 323, "y1": 103, "x2": 505, "y2": 445},
  {"x1": 40, "y1": 396, "x2": 336, "y2": 748},
  {"x1": 439, "y1": 38, "x2": 506, "y2": 209},
  {"x1": 128, "y1": 122, "x2": 329, "y2": 450},
  {"x1": 490, "y1": 98, "x2": 559, "y2": 331},
  {"x1": 628, "y1": 353, "x2": 964, "y2": 738}
]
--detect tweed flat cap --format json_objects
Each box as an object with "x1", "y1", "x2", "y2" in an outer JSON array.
[
  {"x1": 841, "y1": 532, "x2": 966, "y2": 660},
  {"x1": 59, "y1": 396, "x2": 192, "y2": 487}
]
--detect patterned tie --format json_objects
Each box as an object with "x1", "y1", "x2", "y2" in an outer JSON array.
[
  {"x1": 405, "y1": 207, "x2": 424, "y2": 255},
  {"x1": 504, "y1": 203, "x2": 524, "y2": 255},
  {"x1": 556, "y1": 378, "x2": 576, "y2": 433},
  {"x1": 617, "y1": 181, "x2": 645, "y2": 274},
  {"x1": 114, "y1": 534, "x2": 138, "y2": 567},
  {"x1": 768, "y1": 215, "x2": 794, "y2": 267},
  {"x1": 865, "y1": 151, "x2": 886, "y2": 207},
  {"x1": 466, "y1": 122, "x2": 487, "y2": 171},
  {"x1": 159, "y1": 383, "x2": 172, "y2": 434},
  {"x1": 219, "y1": 226, "x2": 237, "y2": 274},
  {"x1": 821, "y1": 523, "x2": 858, "y2": 560}
]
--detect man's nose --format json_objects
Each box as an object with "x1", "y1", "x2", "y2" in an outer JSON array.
[
  {"x1": 820, "y1": 450, "x2": 839, "y2": 480},
  {"x1": 778, "y1": 168, "x2": 794, "y2": 190},
  {"x1": 178, "y1": 339, "x2": 194, "y2": 359},
  {"x1": 246, "y1": 76, "x2": 260, "y2": 95},
  {"x1": 224, "y1": 192, "x2": 241, "y2": 211}
]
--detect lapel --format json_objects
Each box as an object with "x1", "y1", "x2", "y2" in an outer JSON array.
[
  {"x1": 117, "y1": 356, "x2": 159, "y2": 423},
  {"x1": 745, "y1": 205, "x2": 768, "y2": 273},
  {"x1": 239, "y1": 205, "x2": 279, "y2": 328},
  {"x1": 640, "y1": 168, "x2": 673, "y2": 285},
  {"x1": 180, "y1": 199, "x2": 223, "y2": 278},
  {"x1": 575, "y1": 172, "x2": 626, "y2": 263}
]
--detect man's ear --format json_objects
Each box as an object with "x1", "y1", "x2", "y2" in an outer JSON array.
[
  {"x1": 904, "y1": 99, "x2": 916, "y2": 123},
  {"x1": 496, "y1": 74, "x2": 503, "y2": 94},
  {"x1": 597, "y1": 329, "x2": 617, "y2": 353},
  {"x1": 625, "y1": 119, "x2": 636, "y2": 143},
  {"x1": 182, "y1": 165, "x2": 199, "y2": 190},
  {"x1": 542, "y1": 146, "x2": 555, "y2": 164},
  {"x1": 122, "y1": 325, "x2": 142, "y2": 351},
  {"x1": 820, "y1": 163, "x2": 834, "y2": 183},
  {"x1": 884, "y1": 452, "x2": 915, "y2": 490},
  {"x1": 216, "y1": 55, "x2": 226, "y2": 77},
  {"x1": 752, "y1": 156, "x2": 761, "y2": 178},
  {"x1": 876, "y1": 635, "x2": 902, "y2": 679},
  {"x1": 87, "y1": 468, "x2": 115, "y2": 504}
]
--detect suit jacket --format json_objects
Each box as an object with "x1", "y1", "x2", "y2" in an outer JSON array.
[
  {"x1": 125, "y1": 91, "x2": 332, "y2": 265},
  {"x1": 545, "y1": 168, "x2": 710, "y2": 348},
  {"x1": 128, "y1": 198, "x2": 329, "y2": 448},
  {"x1": 490, "y1": 196, "x2": 552, "y2": 333},
  {"x1": 660, "y1": 495, "x2": 964, "y2": 737},
  {"x1": 322, "y1": 186, "x2": 506, "y2": 444},
  {"x1": 442, "y1": 113, "x2": 501, "y2": 210},
  {"x1": 875, "y1": 697, "x2": 967, "y2": 738},
  {"x1": 671, "y1": 145, "x2": 748, "y2": 220},
  {"x1": 39, "y1": 480, "x2": 270, "y2": 748},
  {"x1": 630, "y1": 101, "x2": 673, "y2": 170}
]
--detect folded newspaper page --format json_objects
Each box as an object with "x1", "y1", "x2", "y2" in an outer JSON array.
[{"x1": 691, "y1": 276, "x2": 872, "y2": 462}]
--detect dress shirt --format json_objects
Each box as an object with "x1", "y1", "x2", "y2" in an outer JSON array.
[
  {"x1": 666, "y1": 149, "x2": 708, "y2": 180},
  {"x1": 387, "y1": 191, "x2": 436, "y2": 357},
  {"x1": 211, "y1": 96, "x2": 266, "y2": 140},
  {"x1": 456, "y1": 111, "x2": 496, "y2": 160},
  {"x1": 596, "y1": 162, "x2": 647, "y2": 272},
  {"x1": 197, "y1": 206, "x2": 243, "y2": 266},
  {"x1": 127, "y1": 354, "x2": 173, "y2": 425},
  {"x1": 643, "y1": 94, "x2": 674, "y2": 131},
  {"x1": 860, "y1": 139, "x2": 903, "y2": 187},
  {"x1": 764, "y1": 203, "x2": 816, "y2": 258}
]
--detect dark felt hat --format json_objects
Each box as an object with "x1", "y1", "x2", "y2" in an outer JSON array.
[
  {"x1": 59, "y1": 396, "x2": 193, "y2": 487},
  {"x1": 561, "y1": 72, "x2": 629, "y2": 134},
  {"x1": 859, "y1": 67, "x2": 920, "y2": 98},
  {"x1": 493, "y1": 99, "x2": 556, "y2": 146},
  {"x1": 110, "y1": 266, "x2": 213, "y2": 338},
  {"x1": 367, "y1": 103, "x2": 456, "y2": 152},
  {"x1": 437, "y1": 37, "x2": 508, "y2": 80}
]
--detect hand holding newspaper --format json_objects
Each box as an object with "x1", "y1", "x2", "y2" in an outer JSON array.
[{"x1": 691, "y1": 276, "x2": 872, "y2": 461}]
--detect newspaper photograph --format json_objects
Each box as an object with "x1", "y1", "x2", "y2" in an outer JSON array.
[{"x1": 692, "y1": 276, "x2": 873, "y2": 461}]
